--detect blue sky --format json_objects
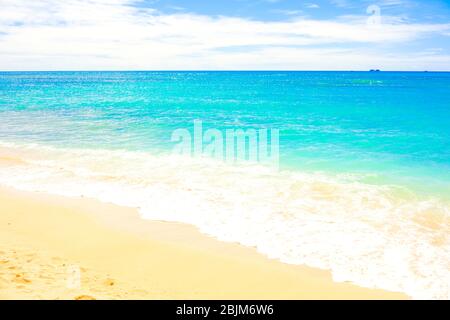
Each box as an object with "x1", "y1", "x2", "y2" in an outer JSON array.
[
  {"x1": 146, "y1": 0, "x2": 450, "y2": 23},
  {"x1": 0, "y1": 0, "x2": 449, "y2": 70}
]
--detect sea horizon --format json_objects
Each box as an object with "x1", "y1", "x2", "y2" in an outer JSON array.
[{"x1": 2, "y1": 70, "x2": 450, "y2": 73}]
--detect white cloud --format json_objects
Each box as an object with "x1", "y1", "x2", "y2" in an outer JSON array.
[
  {"x1": 0, "y1": 0, "x2": 449, "y2": 70},
  {"x1": 305, "y1": 3, "x2": 320, "y2": 9}
]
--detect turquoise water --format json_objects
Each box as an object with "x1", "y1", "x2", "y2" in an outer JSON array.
[
  {"x1": 1, "y1": 71, "x2": 449, "y2": 195},
  {"x1": 0, "y1": 71, "x2": 449, "y2": 298}
]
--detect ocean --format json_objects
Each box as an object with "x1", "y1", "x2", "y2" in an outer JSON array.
[{"x1": 0, "y1": 71, "x2": 449, "y2": 299}]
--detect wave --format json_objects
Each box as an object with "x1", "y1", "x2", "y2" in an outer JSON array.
[{"x1": 0, "y1": 141, "x2": 449, "y2": 299}]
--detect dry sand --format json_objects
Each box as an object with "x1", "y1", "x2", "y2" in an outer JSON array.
[{"x1": 0, "y1": 186, "x2": 408, "y2": 300}]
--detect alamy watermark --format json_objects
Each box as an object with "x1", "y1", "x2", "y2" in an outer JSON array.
[
  {"x1": 171, "y1": 120, "x2": 280, "y2": 169},
  {"x1": 367, "y1": 4, "x2": 382, "y2": 27}
]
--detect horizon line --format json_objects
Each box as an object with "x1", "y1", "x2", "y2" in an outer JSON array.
[{"x1": 1, "y1": 70, "x2": 450, "y2": 73}]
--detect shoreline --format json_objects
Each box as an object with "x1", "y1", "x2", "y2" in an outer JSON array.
[{"x1": 0, "y1": 186, "x2": 408, "y2": 300}]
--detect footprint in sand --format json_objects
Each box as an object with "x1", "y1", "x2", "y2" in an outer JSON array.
[
  {"x1": 104, "y1": 279, "x2": 115, "y2": 287},
  {"x1": 75, "y1": 295, "x2": 96, "y2": 300},
  {"x1": 13, "y1": 273, "x2": 32, "y2": 284}
]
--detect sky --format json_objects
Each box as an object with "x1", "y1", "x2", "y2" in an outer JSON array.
[{"x1": 0, "y1": 0, "x2": 450, "y2": 71}]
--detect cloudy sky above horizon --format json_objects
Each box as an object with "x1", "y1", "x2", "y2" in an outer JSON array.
[{"x1": 1, "y1": 0, "x2": 450, "y2": 71}]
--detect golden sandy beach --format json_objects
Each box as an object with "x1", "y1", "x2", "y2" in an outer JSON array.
[{"x1": 0, "y1": 185, "x2": 408, "y2": 300}]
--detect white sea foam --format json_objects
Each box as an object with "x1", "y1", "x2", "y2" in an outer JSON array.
[{"x1": 0, "y1": 141, "x2": 449, "y2": 299}]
